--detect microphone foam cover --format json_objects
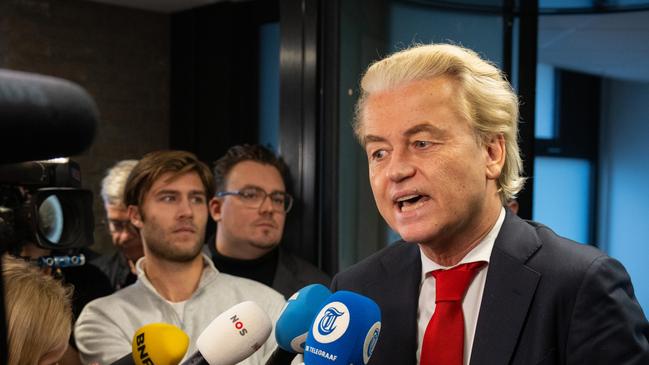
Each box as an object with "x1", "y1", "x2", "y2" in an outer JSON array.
[
  {"x1": 196, "y1": 301, "x2": 272, "y2": 365},
  {"x1": 276, "y1": 284, "x2": 332, "y2": 353},
  {"x1": 304, "y1": 291, "x2": 381, "y2": 365},
  {"x1": 131, "y1": 323, "x2": 189, "y2": 365}
]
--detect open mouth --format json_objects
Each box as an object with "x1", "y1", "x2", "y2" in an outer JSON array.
[{"x1": 395, "y1": 194, "x2": 430, "y2": 212}]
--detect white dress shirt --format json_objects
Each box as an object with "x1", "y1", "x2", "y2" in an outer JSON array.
[{"x1": 416, "y1": 207, "x2": 506, "y2": 365}]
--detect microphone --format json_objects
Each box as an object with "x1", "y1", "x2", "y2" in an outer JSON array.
[
  {"x1": 275, "y1": 284, "x2": 332, "y2": 353},
  {"x1": 304, "y1": 291, "x2": 381, "y2": 365},
  {"x1": 0, "y1": 69, "x2": 98, "y2": 163},
  {"x1": 181, "y1": 301, "x2": 272, "y2": 365},
  {"x1": 110, "y1": 322, "x2": 189, "y2": 365},
  {"x1": 265, "y1": 284, "x2": 332, "y2": 365}
]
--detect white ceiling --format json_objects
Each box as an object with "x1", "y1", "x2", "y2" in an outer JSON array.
[{"x1": 539, "y1": 10, "x2": 649, "y2": 82}]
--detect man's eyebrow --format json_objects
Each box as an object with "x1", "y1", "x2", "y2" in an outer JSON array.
[
  {"x1": 403, "y1": 123, "x2": 447, "y2": 138},
  {"x1": 363, "y1": 134, "x2": 387, "y2": 146},
  {"x1": 154, "y1": 189, "x2": 179, "y2": 196}
]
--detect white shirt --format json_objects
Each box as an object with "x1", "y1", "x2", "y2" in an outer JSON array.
[{"x1": 416, "y1": 207, "x2": 505, "y2": 365}]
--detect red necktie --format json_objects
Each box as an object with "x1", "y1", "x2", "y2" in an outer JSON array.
[{"x1": 420, "y1": 261, "x2": 487, "y2": 365}]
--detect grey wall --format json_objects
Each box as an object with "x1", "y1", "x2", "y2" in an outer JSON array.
[
  {"x1": 0, "y1": 0, "x2": 170, "y2": 254},
  {"x1": 599, "y1": 78, "x2": 649, "y2": 311}
]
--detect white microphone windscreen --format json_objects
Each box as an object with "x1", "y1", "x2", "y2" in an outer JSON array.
[{"x1": 196, "y1": 301, "x2": 272, "y2": 365}]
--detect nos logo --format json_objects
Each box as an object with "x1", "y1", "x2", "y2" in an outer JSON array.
[
  {"x1": 312, "y1": 302, "x2": 350, "y2": 343},
  {"x1": 230, "y1": 314, "x2": 248, "y2": 336}
]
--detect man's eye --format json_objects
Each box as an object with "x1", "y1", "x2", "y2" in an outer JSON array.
[
  {"x1": 413, "y1": 140, "x2": 432, "y2": 149},
  {"x1": 371, "y1": 149, "x2": 387, "y2": 160},
  {"x1": 241, "y1": 191, "x2": 260, "y2": 200},
  {"x1": 271, "y1": 195, "x2": 285, "y2": 204},
  {"x1": 191, "y1": 196, "x2": 205, "y2": 204},
  {"x1": 160, "y1": 195, "x2": 175, "y2": 202}
]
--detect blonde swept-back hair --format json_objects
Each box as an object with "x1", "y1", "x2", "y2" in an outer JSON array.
[
  {"x1": 354, "y1": 43, "x2": 525, "y2": 202},
  {"x1": 101, "y1": 159, "x2": 138, "y2": 207},
  {"x1": 3, "y1": 254, "x2": 73, "y2": 365}
]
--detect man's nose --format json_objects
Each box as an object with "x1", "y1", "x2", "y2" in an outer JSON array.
[
  {"x1": 386, "y1": 150, "x2": 416, "y2": 182},
  {"x1": 258, "y1": 194, "x2": 274, "y2": 214},
  {"x1": 177, "y1": 197, "x2": 195, "y2": 218}
]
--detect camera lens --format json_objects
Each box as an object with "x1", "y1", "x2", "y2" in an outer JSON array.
[{"x1": 37, "y1": 195, "x2": 64, "y2": 244}]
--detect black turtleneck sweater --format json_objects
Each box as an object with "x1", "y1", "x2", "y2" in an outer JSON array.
[{"x1": 208, "y1": 237, "x2": 279, "y2": 288}]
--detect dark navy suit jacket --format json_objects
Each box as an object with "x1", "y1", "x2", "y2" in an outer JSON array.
[{"x1": 331, "y1": 210, "x2": 649, "y2": 364}]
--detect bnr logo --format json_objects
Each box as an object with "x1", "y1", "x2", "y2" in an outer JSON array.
[
  {"x1": 318, "y1": 307, "x2": 344, "y2": 335},
  {"x1": 136, "y1": 333, "x2": 155, "y2": 365},
  {"x1": 230, "y1": 314, "x2": 248, "y2": 336}
]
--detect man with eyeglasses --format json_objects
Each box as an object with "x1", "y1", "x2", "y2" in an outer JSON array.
[
  {"x1": 91, "y1": 159, "x2": 144, "y2": 290},
  {"x1": 209, "y1": 144, "x2": 330, "y2": 298}
]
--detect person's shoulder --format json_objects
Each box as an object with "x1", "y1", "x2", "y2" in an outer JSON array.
[
  {"x1": 333, "y1": 241, "x2": 418, "y2": 288},
  {"x1": 279, "y1": 249, "x2": 331, "y2": 283},
  {"x1": 216, "y1": 272, "x2": 286, "y2": 304},
  {"x1": 79, "y1": 281, "x2": 146, "y2": 316}
]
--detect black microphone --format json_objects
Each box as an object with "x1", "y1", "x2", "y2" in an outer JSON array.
[{"x1": 0, "y1": 69, "x2": 98, "y2": 163}]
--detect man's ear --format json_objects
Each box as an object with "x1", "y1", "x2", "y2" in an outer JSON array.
[
  {"x1": 209, "y1": 197, "x2": 222, "y2": 222},
  {"x1": 128, "y1": 205, "x2": 144, "y2": 229},
  {"x1": 485, "y1": 133, "x2": 506, "y2": 180}
]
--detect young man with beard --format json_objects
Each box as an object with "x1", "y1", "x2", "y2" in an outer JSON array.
[
  {"x1": 331, "y1": 44, "x2": 649, "y2": 365},
  {"x1": 209, "y1": 144, "x2": 330, "y2": 298},
  {"x1": 74, "y1": 150, "x2": 285, "y2": 364}
]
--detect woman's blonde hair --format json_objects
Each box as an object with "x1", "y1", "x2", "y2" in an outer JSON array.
[
  {"x1": 355, "y1": 43, "x2": 525, "y2": 202},
  {"x1": 3, "y1": 254, "x2": 73, "y2": 365}
]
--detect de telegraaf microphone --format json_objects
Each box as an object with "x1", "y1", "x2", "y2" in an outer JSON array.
[
  {"x1": 304, "y1": 291, "x2": 381, "y2": 365},
  {"x1": 0, "y1": 69, "x2": 98, "y2": 164},
  {"x1": 110, "y1": 322, "x2": 189, "y2": 365},
  {"x1": 276, "y1": 284, "x2": 332, "y2": 353},
  {"x1": 265, "y1": 284, "x2": 332, "y2": 365},
  {"x1": 181, "y1": 301, "x2": 272, "y2": 365}
]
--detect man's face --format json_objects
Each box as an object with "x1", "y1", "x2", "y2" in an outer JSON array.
[
  {"x1": 105, "y1": 203, "x2": 143, "y2": 262},
  {"x1": 361, "y1": 76, "x2": 504, "y2": 249},
  {"x1": 129, "y1": 171, "x2": 208, "y2": 262},
  {"x1": 210, "y1": 161, "x2": 287, "y2": 257}
]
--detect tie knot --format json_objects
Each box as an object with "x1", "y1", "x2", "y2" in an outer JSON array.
[{"x1": 432, "y1": 261, "x2": 486, "y2": 302}]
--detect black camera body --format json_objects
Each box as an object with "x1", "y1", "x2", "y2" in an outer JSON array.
[{"x1": 0, "y1": 159, "x2": 94, "y2": 255}]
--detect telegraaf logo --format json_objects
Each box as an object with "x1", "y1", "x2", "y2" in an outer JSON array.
[
  {"x1": 319, "y1": 307, "x2": 344, "y2": 335},
  {"x1": 362, "y1": 322, "x2": 381, "y2": 364},
  {"x1": 312, "y1": 301, "x2": 350, "y2": 343}
]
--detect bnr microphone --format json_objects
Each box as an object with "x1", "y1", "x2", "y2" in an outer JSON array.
[
  {"x1": 0, "y1": 69, "x2": 98, "y2": 163},
  {"x1": 304, "y1": 291, "x2": 382, "y2": 365},
  {"x1": 275, "y1": 284, "x2": 332, "y2": 353},
  {"x1": 181, "y1": 301, "x2": 272, "y2": 365},
  {"x1": 110, "y1": 322, "x2": 189, "y2": 365}
]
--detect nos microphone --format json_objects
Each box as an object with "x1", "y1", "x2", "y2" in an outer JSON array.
[
  {"x1": 304, "y1": 291, "x2": 381, "y2": 365},
  {"x1": 275, "y1": 284, "x2": 332, "y2": 353},
  {"x1": 110, "y1": 322, "x2": 189, "y2": 365},
  {"x1": 0, "y1": 69, "x2": 98, "y2": 163},
  {"x1": 181, "y1": 301, "x2": 272, "y2": 365}
]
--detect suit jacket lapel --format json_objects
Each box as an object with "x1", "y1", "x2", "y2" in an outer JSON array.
[
  {"x1": 369, "y1": 242, "x2": 421, "y2": 365},
  {"x1": 470, "y1": 212, "x2": 542, "y2": 365}
]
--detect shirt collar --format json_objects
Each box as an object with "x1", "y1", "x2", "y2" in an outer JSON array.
[
  {"x1": 135, "y1": 253, "x2": 219, "y2": 298},
  {"x1": 419, "y1": 207, "x2": 506, "y2": 282}
]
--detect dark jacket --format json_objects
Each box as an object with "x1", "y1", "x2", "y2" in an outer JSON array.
[{"x1": 332, "y1": 210, "x2": 649, "y2": 365}]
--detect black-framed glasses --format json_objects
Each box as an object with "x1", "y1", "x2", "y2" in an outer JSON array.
[{"x1": 216, "y1": 187, "x2": 294, "y2": 213}]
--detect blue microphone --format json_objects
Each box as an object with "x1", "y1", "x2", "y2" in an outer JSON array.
[
  {"x1": 275, "y1": 284, "x2": 332, "y2": 353},
  {"x1": 304, "y1": 291, "x2": 381, "y2": 365}
]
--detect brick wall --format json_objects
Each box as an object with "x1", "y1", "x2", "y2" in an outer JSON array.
[{"x1": 0, "y1": 0, "x2": 170, "y2": 254}]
